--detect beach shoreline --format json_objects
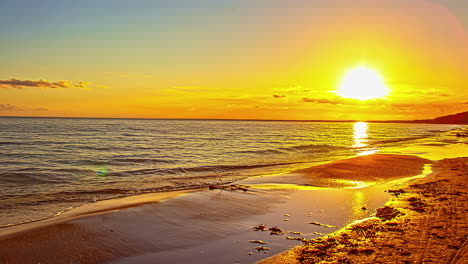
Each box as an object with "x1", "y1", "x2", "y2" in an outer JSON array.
[
  {"x1": 260, "y1": 157, "x2": 468, "y2": 264},
  {"x1": 0, "y1": 128, "x2": 466, "y2": 263},
  {"x1": 0, "y1": 189, "x2": 197, "y2": 240},
  {"x1": 0, "y1": 154, "x2": 441, "y2": 263}
]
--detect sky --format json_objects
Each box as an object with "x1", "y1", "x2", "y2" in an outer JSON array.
[{"x1": 1, "y1": 0, "x2": 467, "y2": 120}]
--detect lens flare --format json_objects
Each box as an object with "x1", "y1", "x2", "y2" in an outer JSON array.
[{"x1": 96, "y1": 167, "x2": 107, "y2": 177}]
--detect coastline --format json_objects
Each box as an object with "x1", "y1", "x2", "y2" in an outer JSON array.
[
  {"x1": 260, "y1": 157, "x2": 468, "y2": 264},
  {"x1": 0, "y1": 189, "x2": 197, "y2": 240},
  {"x1": 0, "y1": 154, "x2": 437, "y2": 263},
  {"x1": 0, "y1": 128, "x2": 466, "y2": 263},
  {"x1": 0, "y1": 120, "x2": 462, "y2": 229},
  {"x1": 258, "y1": 126, "x2": 468, "y2": 264}
]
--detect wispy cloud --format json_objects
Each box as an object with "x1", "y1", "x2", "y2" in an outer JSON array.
[
  {"x1": 169, "y1": 86, "x2": 225, "y2": 92},
  {"x1": 0, "y1": 104, "x2": 47, "y2": 111},
  {"x1": 0, "y1": 78, "x2": 93, "y2": 89},
  {"x1": 273, "y1": 94, "x2": 286, "y2": 98},
  {"x1": 302, "y1": 97, "x2": 344, "y2": 105},
  {"x1": 390, "y1": 103, "x2": 414, "y2": 108},
  {"x1": 301, "y1": 97, "x2": 388, "y2": 106},
  {"x1": 74, "y1": 81, "x2": 90, "y2": 88}
]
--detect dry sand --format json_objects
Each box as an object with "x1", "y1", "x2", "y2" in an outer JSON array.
[{"x1": 260, "y1": 157, "x2": 468, "y2": 264}]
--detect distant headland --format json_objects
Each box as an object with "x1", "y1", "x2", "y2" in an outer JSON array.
[{"x1": 379, "y1": 111, "x2": 468, "y2": 124}]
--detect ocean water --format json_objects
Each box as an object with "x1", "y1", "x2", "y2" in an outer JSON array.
[{"x1": 0, "y1": 117, "x2": 460, "y2": 227}]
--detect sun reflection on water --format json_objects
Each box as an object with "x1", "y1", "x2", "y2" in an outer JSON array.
[
  {"x1": 353, "y1": 122, "x2": 377, "y2": 155},
  {"x1": 353, "y1": 122, "x2": 368, "y2": 148}
]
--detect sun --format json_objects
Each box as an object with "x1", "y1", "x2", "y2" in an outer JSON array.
[{"x1": 336, "y1": 66, "x2": 389, "y2": 100}]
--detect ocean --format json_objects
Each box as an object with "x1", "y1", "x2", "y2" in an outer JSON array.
[{"x1": 0, "y1": 117, "x2": 460, "y2": 227}]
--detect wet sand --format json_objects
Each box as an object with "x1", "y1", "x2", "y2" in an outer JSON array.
[
  {"x1": 0, "y1": 153, "x2": 438, "y2": 264},
  {"x1": 260, "y1": 157, "x2": 468, "y2": 264},
  {"x1": 239, "y1": 154, "x2": 430, "y2": 188}
]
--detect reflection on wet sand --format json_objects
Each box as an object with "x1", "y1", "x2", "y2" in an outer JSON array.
[{"x1": 351, "y1": 190, "x2": 367, "y2": 219}]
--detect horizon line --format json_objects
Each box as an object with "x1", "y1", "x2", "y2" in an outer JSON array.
[{"x1": 0, "y1": 115, "x2": 435, "y2": 123}]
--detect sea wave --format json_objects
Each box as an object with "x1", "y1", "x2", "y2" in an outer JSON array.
[
  {"x1": 368, "y1": 135, "x2": 431, "y2": 145},
  {"x1": 0, "y1": 184, "x2": 196, "y2": 213},
  {"x1": 0, "y1": 172, "x2": 66, "y2": 184},
  {"x1": 107, "y1": 161, "x2": 307, "y2": 177},
  {"x1": 0, "y1": 141, "x2": 24, "y2": 145},
  {"x1": 280, "y1": 144, "x2": 346, "y2": 152},
  {"x1": 234, "y1": 144, "x2": 347, "y2": 155},
  {"x1": 109, "y1": 158, "x2": 176, "y2": 164}
]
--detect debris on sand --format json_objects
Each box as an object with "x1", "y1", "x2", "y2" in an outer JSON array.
[
  {"x1": 407, "y1": 197, "x2": 427, "y2": 212},
  {"x1": 249, "y1": 240, "x2": 268, "y2": 244},
  {"x1": 255, "y1": 246, "x2": 270, "y2": 252},
  {"x1": 308, "y1": 221, "x2": 338, "y2": 228},
  {"x1": 252, "y1": 224, "x2": 267, "y2": 231},
  {"x1": 286, "y1": 236, "x2": 306, "y2": 242},
  {"x1": 375, "y1": 206, "x2": 402, "y2": 221},
  {"x1": 269, "y1": 226, "x2": 285, "y2": 235},
  {"x1": 293, "y1": 219, "x2": 392, "y2": 262},
  {"x1": 208, "y1": 184, "x2": 249, "y2": 192},
  {"x1": 349, "y1": 248, "x2": 375, "y2": 255},
  {"x1": 287, "y1": 231, "x2": 302, "y2": 235},
  {"x1": 387, "y1": 189, "x2": 406, "y2": 196}
]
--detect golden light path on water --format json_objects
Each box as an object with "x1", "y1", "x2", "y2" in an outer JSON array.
[
  {"x1": 353, "y1": 122, "x2": 378, "y2": 156},
  {"x1": 353, "y1": 122, "x2": 368, "y2": 148}
]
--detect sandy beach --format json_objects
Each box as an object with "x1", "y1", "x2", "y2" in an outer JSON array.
[
  {"x1": 261, "y1": 157, "x2": 468, "y2": 264},
  {"x1": 0, "y1": 132, "x2": 467, "y2": 264}
]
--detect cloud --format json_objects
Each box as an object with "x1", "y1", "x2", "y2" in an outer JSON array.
[
  {"x1": 0, "y1": 104, "x2": 23, "y2": 111},
  {"x1": 170, "y1": 86, "x2": 224, "y2": 92},
  {"x1": 301, "y1": 97, "x2": 388, "y2": 106},
  {"x1": 390, "y1": 103, "x2": 414, "y2": 108},
  {"x1": 273, "y1": 84, "x2": 308, "y2": 94},
  {"x1": 273, "y1": 94, "x2": 286, "y2": 98},
  {"x1": 74, "y1": 81, "x2": 90, "y2": 88},
  {"x1": 0, "y1": 104, "x2": 48, "y2": 111},
  {"x1": 389, "y1": 83, "x2": 457, "y2": 97},
  {"x1": 0, "y1": 78, "x2": 91, "y2": 89},
  {"x1": 302, "y1": 97, "x2": 343, "y2": 105}
]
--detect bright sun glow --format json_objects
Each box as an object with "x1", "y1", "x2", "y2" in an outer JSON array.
[{"x1": 336, "y1": 66, "x2": 389, "y2": 100}]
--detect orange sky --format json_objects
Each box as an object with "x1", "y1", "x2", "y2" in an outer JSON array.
[{"x1": 0, "y1": 0, "x2": 467, "y2": 120}]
